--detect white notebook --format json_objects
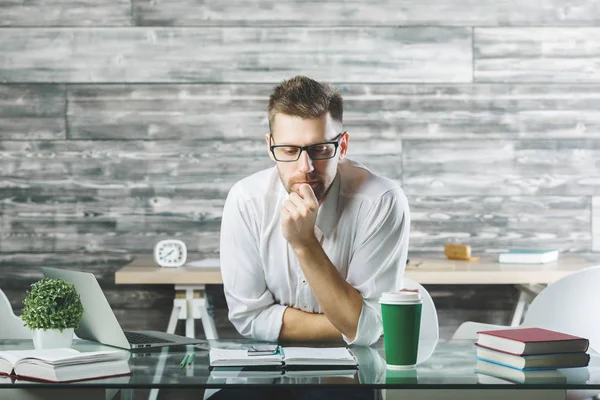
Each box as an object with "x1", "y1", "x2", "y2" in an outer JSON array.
[
  {"x1": 209, "y1": 346, "x2": 357, "y2": 369},
  {"x1": 0, "y1": 348, "x2": 131, "y2": 383}
]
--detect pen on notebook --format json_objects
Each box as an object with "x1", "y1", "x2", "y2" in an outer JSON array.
[
  {"x1": 187, "y1": 353, "x2": 196, "y2": 366},
  {"x1": 180, "y1": 354, "x2": 189, "y2": 369}
]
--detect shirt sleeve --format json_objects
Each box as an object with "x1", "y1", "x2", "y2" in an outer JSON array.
[
  {"x1": 343, "y1": 188, "x2": 410, "y2": 346},
  {"x1": 219, "y1": 184, "x2": 287, "y2": 342}
]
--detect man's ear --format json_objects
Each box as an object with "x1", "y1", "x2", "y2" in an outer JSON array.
[
  {"x1": 339, "y1": 131, "x2": 349, "y2": 159},
  {"x1": 265, "y1": 133, "x2": 276, "y2": 162}
]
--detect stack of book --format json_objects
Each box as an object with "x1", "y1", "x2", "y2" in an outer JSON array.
[{"x1": 474, "y1": 327, "x2": 590, "y2": 384}]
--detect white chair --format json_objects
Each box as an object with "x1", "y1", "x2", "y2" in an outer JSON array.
[
  {"x1": 452, "y1": 265, "x2": 600, "y2": 352},
  {"x1": 452, "y1": 266, "x2": 600, "y2": 400},
  {"x1": 0, "y1": 287, "x2": 31, "y2": 339}
]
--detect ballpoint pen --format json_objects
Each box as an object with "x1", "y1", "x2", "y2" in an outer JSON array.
[
  {"x1": 187, "y1": 353, "x2": 196, "y2": 366},
  {"x1": 180, "y1": 354, "x2": 189, "y2": 369}
]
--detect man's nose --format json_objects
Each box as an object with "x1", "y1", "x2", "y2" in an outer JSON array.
[{"x1": 297, "y1": 150, "x2": 314, "y2": 173}]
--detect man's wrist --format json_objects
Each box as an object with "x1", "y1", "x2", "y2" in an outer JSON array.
[{"x1": 291, "y1": 236, "x2": 321, "y2": 256}]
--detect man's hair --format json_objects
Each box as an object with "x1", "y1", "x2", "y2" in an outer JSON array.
[{"x1": 268, "y1": 76, "x2": 343, "y2": 135}]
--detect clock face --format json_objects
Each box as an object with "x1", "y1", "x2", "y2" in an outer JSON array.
[{"x1": 154, "y1": 239, "x2": 187, "y2": 267}]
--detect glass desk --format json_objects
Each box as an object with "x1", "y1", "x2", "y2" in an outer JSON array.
[{"x1": 0, "y1": 339, "x2": 598, "y2": 400}]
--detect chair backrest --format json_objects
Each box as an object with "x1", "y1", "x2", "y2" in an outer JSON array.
[
  {"x1": 0, "y1": 288, "x2": 31, "y2": 339},
  {"x1": 521, "y1": 266, "x2": 600, "y2": 353},
  {"x1": 403, "y1": 278, "x2": 439, "y2": 364}
]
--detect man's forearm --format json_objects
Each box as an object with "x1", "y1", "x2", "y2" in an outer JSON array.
[
  {"x1": 292, "y1": 240, "x2": 364, "y2": 341},
  {"x1": 279, "y1": 307, "x2": 344, "y2": 342}
]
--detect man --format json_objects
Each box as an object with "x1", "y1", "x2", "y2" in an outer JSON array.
[{"x1": 214, "y1": 75, "x2": 409, "y2": 399}]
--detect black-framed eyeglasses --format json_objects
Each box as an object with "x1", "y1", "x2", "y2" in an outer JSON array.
[{"x1": 269, "y1": 132, "x2": 343, "y2": 162}]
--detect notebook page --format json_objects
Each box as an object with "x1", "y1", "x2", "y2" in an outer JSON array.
[
  {"x1": 0, "y1": 348, "x2": 81, "y2": 365},
  {"x1": 209, "y1": 348, "x2": 282, "y2": 366},
  {"x1": 282, "y1": 347, "x2": 356, "y2": 364}
]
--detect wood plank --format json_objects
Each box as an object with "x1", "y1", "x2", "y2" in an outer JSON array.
[
  {"x1": 0, "y1": 27, "x2": 472, "y2": 83},
  {"x1": 68, "y1": 83, "x2": 600, "y2": 141},
  {"x1": 0, "y1": 189, "x2": 226, "y2": 234},
  {"x1": 0, "y1": 188, "x2": 225, "y2": 253},
  {"x1": 67, "y1": 84, "x2": 271, "y2": 140},
  {"x1": 0, "y1": 85, "x2": 66, "y2": 140},
  {"x1": 0, "y1": 254, "x2": 132, "y2": 287},
  {"x1": 475, "y1": 28, "x2": 600, "y2": 82},
  {"x1": 0, "y1": 231, "x2": 221, "y2": 254},
  {"x1": 1, "y1": 0, "x2": 131, "y2": 27},
  {"x1": 133, "y1": 0, "x2": 600, "y2": 27},
  {"x1": 410, "y1": 196, "x2": 591, "y2": 252},
  {"x1": 0, "y1": 139, "x2": 271, "y2": 191},
  {"x1": 403, "y1": 140, "x2": 600, "y2": 196},
  {"x1": 593, "y1": 197, "x2": 600, "y2": 252}
]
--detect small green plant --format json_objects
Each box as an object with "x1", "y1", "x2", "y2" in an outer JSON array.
[{"x1": 21, "y1": 278, "x2": 84, "y2": 332}]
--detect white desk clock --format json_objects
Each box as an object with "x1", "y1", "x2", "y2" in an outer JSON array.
[{"x1": 153, "y1": 239, "x2": 187, "y2": 268}]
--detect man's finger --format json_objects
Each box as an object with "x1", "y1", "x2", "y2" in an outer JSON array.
[
  {"x1": 282, "y1": 200, "x2": 300, "y2": 219},
  {"x1": 298, "y1": 184, "x2": 318, "y2": 208},
  {"x1": 288, "y1": 192, "x2": 310, "y2": 215}
]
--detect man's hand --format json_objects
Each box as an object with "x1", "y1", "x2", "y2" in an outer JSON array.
[{"x1": 280, "y1": 184, "x2": 319, "y2": 249}]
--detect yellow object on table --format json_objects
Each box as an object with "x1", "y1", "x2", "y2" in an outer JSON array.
[{"x1": 444, "y1": 244, "x2": 480, "y2": 261}]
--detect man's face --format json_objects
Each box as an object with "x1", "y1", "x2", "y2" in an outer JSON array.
[{"x1": 265, "y1": 112, "x2": 348, "y2": 203}]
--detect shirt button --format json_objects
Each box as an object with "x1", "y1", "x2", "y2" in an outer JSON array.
[{"x1": 302, "y1": 280, "x2": 306, "y2": 284}]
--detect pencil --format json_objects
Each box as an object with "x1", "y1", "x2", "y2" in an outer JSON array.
[
  {"x1": 180, "y1": 354, "x2": 189, "y2": 369},
  {"x1": 187, "y1": 353, "x2": 196, "y2": 366}
]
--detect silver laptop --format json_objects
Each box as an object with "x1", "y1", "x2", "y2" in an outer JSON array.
[{"x1": 42, "y1": 267, "x2": 203, "y2": 350}]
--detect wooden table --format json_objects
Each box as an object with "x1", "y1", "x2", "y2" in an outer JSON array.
[{"x1": 115, "y1": 255, "x2": 596, "y2": 339}]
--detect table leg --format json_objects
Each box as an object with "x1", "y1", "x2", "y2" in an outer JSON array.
[
  {"x1": 511, "y1": 284, "x2": 546, "y2": 326},
  {"x1": 167, "y1": 302, "x2": 181, "y2": 334},
  {"x1": 511, "y1": 289, "x2": 528, "y2": 326},
  {"x1": 173, "y1": 285, "x2": 219, "y2": 339},
  {"x1": 199, "y1": 298, "x2": 219, "y2": 340},
  {"x1": 185, "y1": 288, "x2": 195, "y2": 338}
]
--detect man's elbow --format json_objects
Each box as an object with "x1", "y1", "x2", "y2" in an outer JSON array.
[
  {"x1": 228, "y1": 308, "x2": 282, "y2": 342},
  {"x1": 228, "y1": 311, "x2": 254, "y2": 339},
  {"x1": 355, "y1": 333, "x2": 382, "y2": 347}
]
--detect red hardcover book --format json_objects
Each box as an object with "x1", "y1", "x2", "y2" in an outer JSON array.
[{"x1": 476, "y1": 328, "x2": 590, "y2": 356}]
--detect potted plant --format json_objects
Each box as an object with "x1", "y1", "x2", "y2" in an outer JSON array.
[{"x1": 21, "y1": 278, "x2": 84, "y2": 350}]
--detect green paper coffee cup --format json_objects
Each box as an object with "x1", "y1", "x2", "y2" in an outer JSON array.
[{"x1": 379, "y1": 290, "x2": 423, "y2": 370}]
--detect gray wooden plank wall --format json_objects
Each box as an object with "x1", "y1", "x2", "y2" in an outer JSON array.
[{"x1": 2, "y1": 1, "x2": 600, "y2": 340}]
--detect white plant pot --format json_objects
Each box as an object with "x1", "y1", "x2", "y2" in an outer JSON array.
[{"x1": 32, "y1": 328, "x2": 74, "y2": 350}]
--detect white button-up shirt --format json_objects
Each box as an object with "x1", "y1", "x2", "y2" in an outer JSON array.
[{"x1": 219, "y1": 158, "x2": 410, "y2": 346}]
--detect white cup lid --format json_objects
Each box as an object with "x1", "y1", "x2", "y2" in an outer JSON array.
[{"x1": 379, "y1": 289, "x2": 422, "y2": 304}]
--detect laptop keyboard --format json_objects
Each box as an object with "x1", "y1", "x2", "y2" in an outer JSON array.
[{"x1": 124, "y1": 331, "x2": 174, "y2": 344}]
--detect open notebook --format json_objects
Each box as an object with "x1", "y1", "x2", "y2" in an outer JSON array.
[
  {"x1": 209, "y1": 347, "x2": 358, "y2": 370},
  {"x1": 0, "y1": 348, "x2": 131, "y2": 383}
]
